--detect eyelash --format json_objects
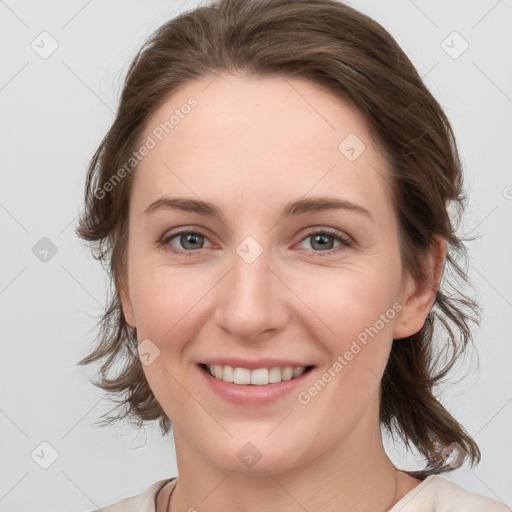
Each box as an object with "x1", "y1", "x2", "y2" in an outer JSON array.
[{"x1": 157, "y1": 227, "x2": 353, "y2": 258}]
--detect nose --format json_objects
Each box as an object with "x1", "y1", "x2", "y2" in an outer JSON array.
[{"x1": 214, "y1": 244, "x2": 290, "y2": 342}]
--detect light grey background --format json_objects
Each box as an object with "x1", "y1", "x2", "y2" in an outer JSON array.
[{"x1": 1, "y1": 0, "x2": 511, "y2": 510}]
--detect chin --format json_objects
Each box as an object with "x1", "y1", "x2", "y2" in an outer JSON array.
[
  {"x1": 218, "y1": 450, "x2": 305, "y2": 477},
  {"x1": 202, "y1": 434, "x2": 309, "y2": 477}
]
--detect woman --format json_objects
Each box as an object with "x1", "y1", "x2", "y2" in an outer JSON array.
[{"x1": 77, "y1": 0, "x2": 509, "y2": 510}]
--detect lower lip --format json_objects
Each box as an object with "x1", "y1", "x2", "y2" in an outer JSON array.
[{"x1": 198, "y1": 364, "x2": 314, "y2": 406}]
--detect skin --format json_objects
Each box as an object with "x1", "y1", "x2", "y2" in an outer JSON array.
[{"x1": 120, "y1": 73, "x2": 445, "y2": 512}]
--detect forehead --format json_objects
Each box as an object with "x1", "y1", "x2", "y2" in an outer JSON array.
[{"x1": 131, "y1": 73, "x2": 392, "y2": 222}]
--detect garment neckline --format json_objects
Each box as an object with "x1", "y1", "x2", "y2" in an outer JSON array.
[{"x1": 154, "y1": 474, "x2": 439, "y2": 512}]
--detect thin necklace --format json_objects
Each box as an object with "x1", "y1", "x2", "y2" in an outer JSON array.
[{"x1": 165, "y1": 470, "x2": 398, "y2": 512}]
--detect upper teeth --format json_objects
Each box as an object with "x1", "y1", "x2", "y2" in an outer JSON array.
[{"x1": 206, "y1": 365, "x2": 306, "y2": 385}]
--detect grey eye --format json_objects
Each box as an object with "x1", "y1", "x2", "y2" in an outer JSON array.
[
  {"x1": 308, "y1": 233, "x2": 337, "y2": 251},
  {"x1": 174, "y1": 233, "x2": 205, "y2": 250}
]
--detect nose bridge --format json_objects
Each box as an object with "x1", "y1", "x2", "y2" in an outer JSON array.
[{"x1": 214, "y1": 236, "x2": 288, "y2": 339}]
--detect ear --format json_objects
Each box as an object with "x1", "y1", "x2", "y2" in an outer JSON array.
[
  {"x1": 393, "y1": 237, "x2": 446, "y2": 339},
  {"x1": 118, "y1": 275, "x2": 137, "y2": 328}
]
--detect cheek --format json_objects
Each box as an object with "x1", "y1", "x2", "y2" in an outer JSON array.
[
  {"x1": 131, "y1": 266, "x2": 204, "y2": 415},
  {"x1": 130, "y1": 274, "x2": 177, "y2": 339},
  {"x1": 129, "y1": 248, "x2": 181, "y2": 315},
  {"x1": 293, "y1": 269, "x2": 400, "y2": 425},
  {"x1": 296, "y1": 259, "x2": 401, "y2": 341},
  {"x1": 129, "y1": 261, "x2": 218, "y2": 354},
  {"x1": 292, "y1": 256, "x2": 402, "y2": 395}
]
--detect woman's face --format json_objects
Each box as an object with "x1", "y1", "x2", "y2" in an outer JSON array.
[{"x1": 120, "y1": 73, "x2": 428, "y2": 475}]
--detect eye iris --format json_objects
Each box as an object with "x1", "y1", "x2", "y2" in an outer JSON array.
[
  {"x1": 311, "y1": 234, "x2": 334, "y2": 251},
  {"x1": 181, "y1": 233, "x2": 203, "y2": 250}
]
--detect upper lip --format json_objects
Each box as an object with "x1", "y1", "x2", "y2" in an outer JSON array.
[{"x1": 199, "y1": 358, "x2": 314, "y2": 370}]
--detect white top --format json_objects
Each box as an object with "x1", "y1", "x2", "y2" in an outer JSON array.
[{"x1": 90, "y1": 475, "x2": 510, "y2": 512}]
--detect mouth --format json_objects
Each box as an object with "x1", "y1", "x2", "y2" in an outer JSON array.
[{"x1": 199, "y1": 363, "x2": 315, "y2": 385}]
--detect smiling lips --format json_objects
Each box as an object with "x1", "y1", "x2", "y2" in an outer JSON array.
[
  {"x1": 199, "y1": 358, "x2": 314, "y2": 386},
  {"x1": 198, "y1": 359, "x2": 315, "y2": 405},
  {"x1": 204, "y1": 364, "x2": 308, "y2": 385}
]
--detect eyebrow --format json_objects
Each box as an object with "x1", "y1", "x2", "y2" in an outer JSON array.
[{"x1": 144, "y1": 196, "x2": 373, "y2": 222}]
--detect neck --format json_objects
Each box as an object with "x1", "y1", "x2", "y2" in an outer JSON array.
[{"x1": 167, "y1": 401, "x2": 413, "y2": 512}]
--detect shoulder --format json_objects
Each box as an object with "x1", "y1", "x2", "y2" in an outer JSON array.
[
  {"x1": 430, "y1": 476, "x2": 510, "y2": 511},
  {"x1": 85, "y1": 478, "x2": 176, "y2": 512},
  {"x1": 391, "y1": 474, "x2": 511, "y2": 512}
]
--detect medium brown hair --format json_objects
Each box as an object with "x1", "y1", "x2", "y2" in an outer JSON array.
[{"x1": 76, "y1": 0, "x2": 480, "y2": 478}]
